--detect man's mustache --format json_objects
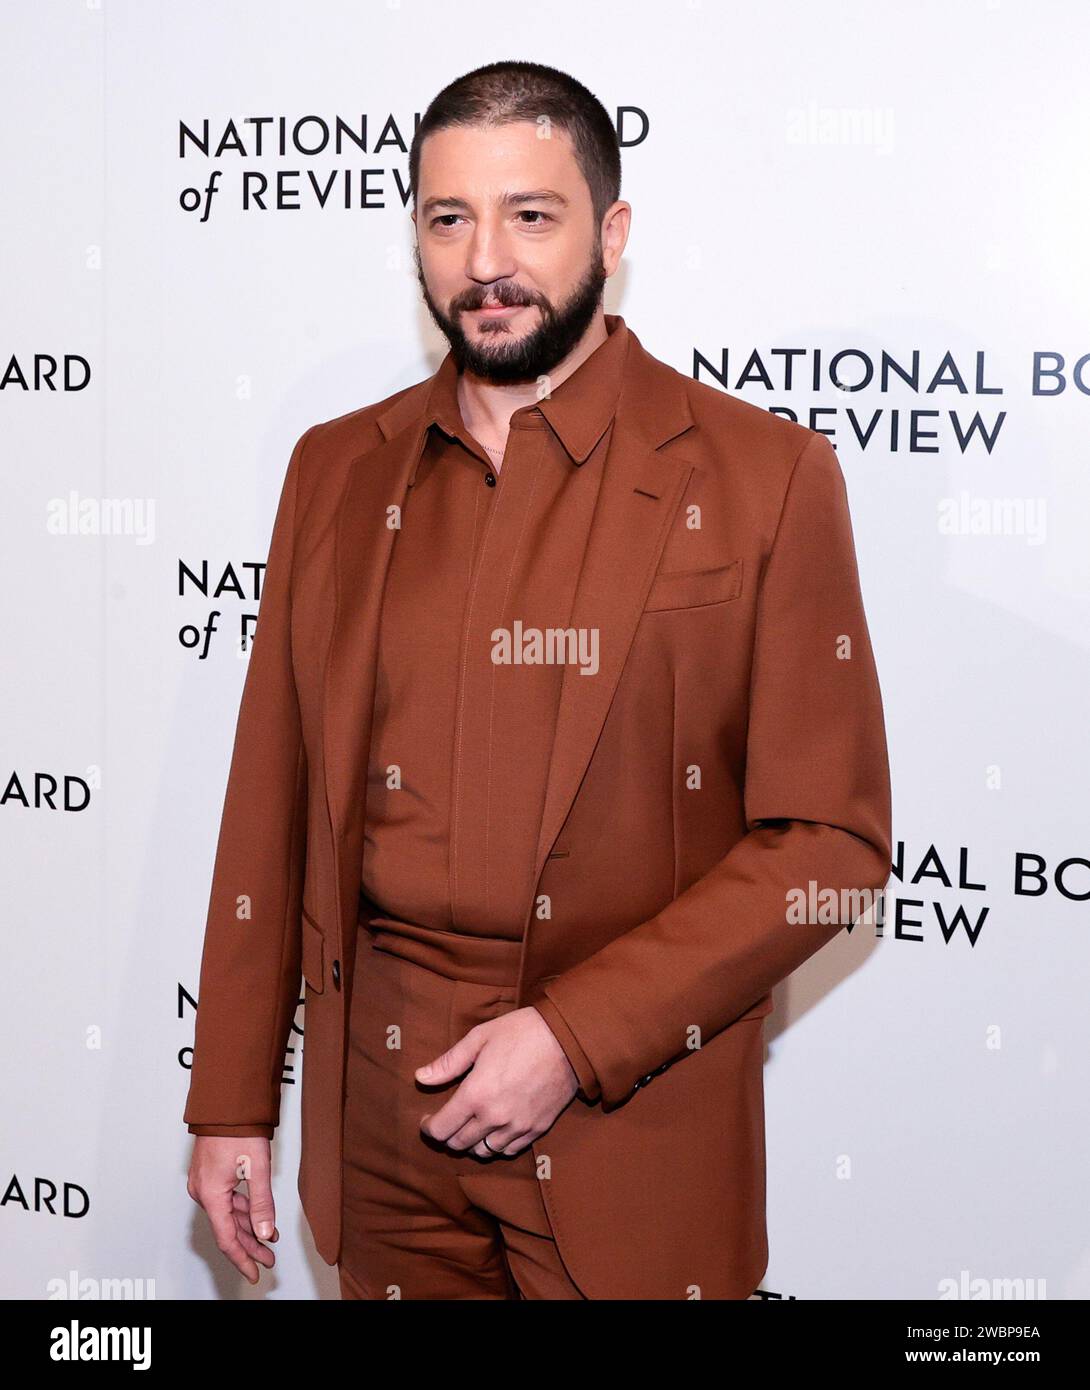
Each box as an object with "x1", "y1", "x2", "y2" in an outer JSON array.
[{"x1": 458, "y1": 288, "x2": 540, "y2": 311}]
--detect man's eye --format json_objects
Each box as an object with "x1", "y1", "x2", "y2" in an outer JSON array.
[{"x1": 429, "y1": 211, "x2": 552, "y2": 229}]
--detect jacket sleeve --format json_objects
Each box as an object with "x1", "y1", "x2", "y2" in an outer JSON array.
[
  {"x1": 182, "y1": 426, "x2": 315, "y2": 1137},
  {"x1": 531, "y1": 998, "x2": 601, "y2": 1102},
  {"x1": 187, "y1": 1123, "x2": 274, "y2": 1139},
  {"x1": 541, "y1": 430, "x2": 893, "y2": 1107}
]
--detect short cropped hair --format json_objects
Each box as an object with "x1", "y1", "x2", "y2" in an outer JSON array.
[{"x1": 409, "y1": 60, "x2": 622, "y2": 228}]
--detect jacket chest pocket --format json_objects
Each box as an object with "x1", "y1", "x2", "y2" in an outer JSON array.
[{"x1": 643, "y1": 558, "x2": 742, "y2": 612}]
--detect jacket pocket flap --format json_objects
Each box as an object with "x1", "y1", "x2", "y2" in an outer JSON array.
[
  {"x1": 301, "y1": 908, "x2": 325, "y2": 994},
  {"x1": 644, "y1": 558, "x2": 742, "y2": 611}
]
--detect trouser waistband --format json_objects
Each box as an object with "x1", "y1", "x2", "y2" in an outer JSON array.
[{"x1": 357, "y1": 890, "x2": 522, "y2": 988}]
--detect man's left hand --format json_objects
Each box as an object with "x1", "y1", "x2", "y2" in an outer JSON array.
[{"x1": 415, "y1": 1006, "x2": 578, "y2": 1159}]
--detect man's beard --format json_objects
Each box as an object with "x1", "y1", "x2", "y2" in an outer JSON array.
[{"x1": 413, "y1": 245, "x2": 608, "y2": 383}]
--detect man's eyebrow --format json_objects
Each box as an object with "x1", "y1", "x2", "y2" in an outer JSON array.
[{"x1": 420, "y1": 189, "x2": 570, "y2": 217}]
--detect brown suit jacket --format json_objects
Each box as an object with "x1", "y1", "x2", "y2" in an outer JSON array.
[{"x1": 183, "y1": 318, "x2": 892, "y2": 1300}]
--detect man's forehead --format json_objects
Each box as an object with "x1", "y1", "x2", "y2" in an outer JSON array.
[{"x1": 418, "y1": 120, "x2": 578, "y2": 184}]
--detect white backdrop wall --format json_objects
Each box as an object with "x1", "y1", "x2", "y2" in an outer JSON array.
[{"x1": 2, "y1": 0, "x2": 1088, "y2": 1300}]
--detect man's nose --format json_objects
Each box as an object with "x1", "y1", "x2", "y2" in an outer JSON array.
[{"x1": 463, "y1": 223, "x2": 518, "y2": 285}]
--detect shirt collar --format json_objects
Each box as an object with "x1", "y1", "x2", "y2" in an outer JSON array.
[{"x1": 413, "y1": 313, "x2": 631, "y2": 483}]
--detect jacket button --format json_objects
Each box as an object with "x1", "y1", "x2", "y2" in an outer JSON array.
[
  {"x1": 484, "y1": 472, "x2": 496, "y2": 486},
  {"x1": 332, "y1": 959, "x2": 341, "y2": 989}
]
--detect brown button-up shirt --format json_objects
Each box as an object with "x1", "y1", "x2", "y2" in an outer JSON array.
[{"x1": 360, "y1": 315, "x2": 633, "y2": 1102}]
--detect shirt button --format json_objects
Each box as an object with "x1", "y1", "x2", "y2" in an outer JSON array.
[{"x1": 484, "y1": 472, "x2": 497, "y2": 487}]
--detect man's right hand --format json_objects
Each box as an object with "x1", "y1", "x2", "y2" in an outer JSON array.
[{"x1": 187, "y1": 1136, "x2": 278, "y2": 1284}]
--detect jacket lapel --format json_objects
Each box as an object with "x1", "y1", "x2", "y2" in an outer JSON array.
[
  {"x1": 528, "y1": 336, "x2": 696, "y2": 892},
  {"x1": 322, "y1": 392, "x2": 429, "y2": 964}
]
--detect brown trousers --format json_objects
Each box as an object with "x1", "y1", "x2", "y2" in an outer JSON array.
[{"x1": 338, "y1": 922, "x2": 585, "y2": 1300}]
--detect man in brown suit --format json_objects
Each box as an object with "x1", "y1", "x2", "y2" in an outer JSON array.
[{"x1": 184, "y1": 61, "x2": 892, "y2": 1300}]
